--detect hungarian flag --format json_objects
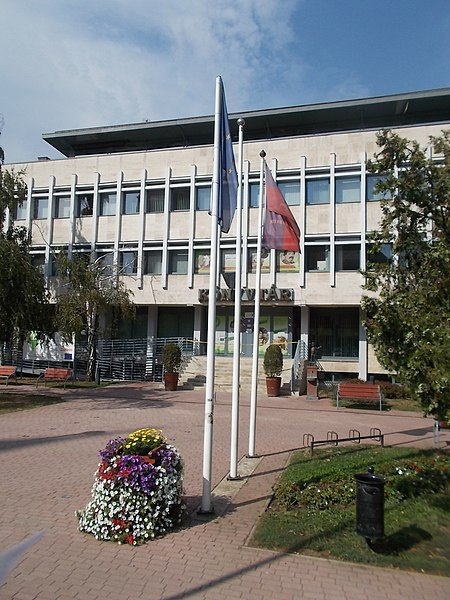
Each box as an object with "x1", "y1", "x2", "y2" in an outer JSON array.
[{"x1": 262, "y1": 163, "x2": 300, "y2": 251}]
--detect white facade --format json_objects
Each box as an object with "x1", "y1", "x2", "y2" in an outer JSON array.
[{"x1": 6, "y1": 89, "x2": 450, "y2": 381}]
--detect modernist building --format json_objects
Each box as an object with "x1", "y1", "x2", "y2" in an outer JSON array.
[{"x1": 5, "y1": 88, "x2": 450, "y2": 381}]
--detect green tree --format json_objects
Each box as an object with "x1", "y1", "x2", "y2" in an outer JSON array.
[
  {"x1": 54, "y1": 253, "x2": 135, "y2": 381},
  {"x1": 362, "y1": 130, "x2": 450, "y2": 420}
]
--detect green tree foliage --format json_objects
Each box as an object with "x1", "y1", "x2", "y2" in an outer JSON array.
[
  {"x1": 54, "y1": 253, "x2": 135, "y2": 380},
  {"x1": 362, "y1": 130, "x2": 450, "y2": 420}
]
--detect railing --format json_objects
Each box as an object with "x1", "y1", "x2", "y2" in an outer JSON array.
[{"x1": 291, "y1": 340, "x2": 308, "y2": 393}]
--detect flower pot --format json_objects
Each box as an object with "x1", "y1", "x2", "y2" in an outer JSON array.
[
  {"x1": 266, "y1": 376, "x2": 281, "y2": 397},
  {"x1": 164, "y1": 372, "x2": 179, "y2": 391}
]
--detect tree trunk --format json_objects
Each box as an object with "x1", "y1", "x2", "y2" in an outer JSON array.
[{"x1": 86, "y1": 308, "x2": 98, "y2": 381}]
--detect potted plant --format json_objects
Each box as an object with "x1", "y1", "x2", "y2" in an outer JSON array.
[
  {"x1": 263, "y1": 344, "x2": 283, "y2": 397},
  {"x1": 162, "y1": 343, "x2": 182, "y2": 391}
]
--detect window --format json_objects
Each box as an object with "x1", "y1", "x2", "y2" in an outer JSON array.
[
  {"x1": 277, "y1": 250, "x2": 299, "y2": 272},
  {"x1": 306, "y1": 179, "x2": 329, "y2": 205},
  {"x1": 15, "y1": 200, "x2": 27, "y2": 220},
  {"x1": 221, "y1": 250, "x2": 236, "y2": 272},
  {"x1": 170, "y1": 187, "x2": 190, "y2": 211},
  {"x1": 306, "y1": 245, "x2": 330, "y2": 271},
  {"x1": 31, "y1": 255, "x2": 46, "y2": 273},
  {"x1": 76, "y1": 193, "x2": 94, "y2": 217},
  {"x1": 194, "y1": 250, "x2": 210, "y2": 274},
  {"x1": 120, "y1": 251, "x2": 137, "y2": 275},
  {"x1": 196, "y1": 186, "x2": 211, "y2": 211},
  {"x1": 248, "y1": 249, "x2": 270, "y2": 273},
  {"x1": 278, "y1": 180, "x2": 300, "y2": 206},
  {"x1": 96, "y1": 251, "x2": 114, "y2": 276},
  {"x1": 366, "y1": 243, "x2": 392, "y2": 266},
  {"x1": 99, "y1": 192, "x2": 116, "y2": 216},
  {"x1": 335, "y1": 176, "x2": 360, "y2": 204},
  {"x1": 122, "y1": 191, "x2": 140, "y2": 214},
  {"x1": 310, "y1": 307, "x2": 359, "y2": 358},
  {"x1": 33, "y1": 197, "x2": 48, "y2": 219},
  {"x1": 146, "y1": 188, "x2": 165, "y2": 213},
  {"x1": 55, "y1": 196, "x2": 71, "y2": 218},
  {"x1": 249, "y1": 182, "x2": 260, "y2": 208},
  {"x1": 144, "y1": 250, "x2": 162, "y2": 275},
  {"x1": 169, "y1": 250, "x2": 188, "y2": 274},
  {"x1": 335, "y1": 245, "x2": 360, "y2": 271},
  {"x1": 367, "y1": 175, "x2": 390, "y2": 201}
]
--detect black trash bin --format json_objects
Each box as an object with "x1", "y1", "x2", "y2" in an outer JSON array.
[{"x1": 354, "y1": 469, "x2": 385, "y2": 541}]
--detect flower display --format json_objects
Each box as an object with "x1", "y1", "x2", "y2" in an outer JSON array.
[{"x1": 77, "y1": 428, "x2": 184, "y2": 545}]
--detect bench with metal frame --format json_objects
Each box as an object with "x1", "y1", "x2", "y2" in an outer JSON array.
[
  {"x1": 336, "y1": 383, "x2": 383, "y2": 411},
  {"x1": 0, "y1": 366, "x2": 17, "y2": 385},
  {"x1": 36, "y1": 368, "x2": 73, "y2": 389}
]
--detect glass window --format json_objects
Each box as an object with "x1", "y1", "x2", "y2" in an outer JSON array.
[
  {"x1": 146, "y1": 188, "x2": 165, "y2": 213},
  {"x1": 278, "y1": 181, "x2": 300, "y2": 206},
  {"x1": 277, "y1": 250, "x2": 300, "y2": 272},
  {"x1": 55, "y1": 196, "x2": 71, "y2": 218},
  {"x1": 15, "y1": 200, "x2": 27, "y2": 220},
  {"x1": 76, "y1": 193, "x2": 94, "y2": 217},
  {"x1": 248, "y1": 249, "x2": 270, "y2": 273},
  {"x1": 31, "y1": 255, "x2": 46, "y2": 274},
  {"x1": 120, "y1": 251, "x2": 137, "y2": 275},
  {"x1": 144, "y1": 250, "x2": 162, "y2": 275},
  {"x1": 306, "y1": 245, "x2": 330, "y2": 271},
  {"x1": 33, "y1": 197, "x2": 48, "y2": 219},
  {"x1": 122, "y1": 191, "x2": 140, "y2": 214},
  {"x1": 310, "y1": 307, "x2": 359, "y2": 358},
  {"x1": 335, "y1": 176, "x2": 361, "y2": 204},
  {"x1": 169, "y1": 250, "x2": 188, "y2": 274},
  {"x1": 367, "y1": 175, "x2": 390, "y2": 201},
  {"x1": 366, "y1": 243, "x2": 392, "y2": 266},
  {"x1": 249, "y1": 182, "x2": 260, "y2": 208},
  {"x1": 96, "y1": 251, "x2": 114, "y2": 276},
  {"x1": 99, "y1": 192, "x2": 116, "y2": 216},
  {"x1": 335, "y1": 244, "x2": 360, "y2": 271},
  {"x1": 196, "y1": 186, "x2": 211, "y2": 211},
  {"x1": 306, "y1": 179, "x2": 329, "y2": 205},
  {"x1": 221, "y1": 250, "x2": 236, "y2": 272},
  {"x1": 194, "y1": 250, "x2": 210, "y2": 274},
  {"x1": 170, "y1": 187, "x2": 190, "y2": 211}
]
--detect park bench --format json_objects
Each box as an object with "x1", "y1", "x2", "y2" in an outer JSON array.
[
  {"x1": 336, "y1": 382, "x2": 383, "y2": 411},
  {"x1": 36, "y1": 367, "x2": 73, "y2": 389},
  {"x1": 0, "y1": 366, "x2": 17, "y2": 385}
]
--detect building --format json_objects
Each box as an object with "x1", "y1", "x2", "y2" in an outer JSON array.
[{"x1": 5, "y1": 88, "x2": 450, "y2": 382}]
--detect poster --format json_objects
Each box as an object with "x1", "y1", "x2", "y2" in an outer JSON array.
[
  {"x1": 273, "y1": 316, "x2": 289, "y2": 355},
  {"x1": 278, "y1": 251, "x2": 299, "y2": 272},
  {"x1": 215, "y1": 315, "x2": 226, "y2": 354}
]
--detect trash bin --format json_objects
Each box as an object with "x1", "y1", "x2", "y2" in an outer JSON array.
[{"x1": 354, "y1": 468, "x2": 385, "y2": 540}]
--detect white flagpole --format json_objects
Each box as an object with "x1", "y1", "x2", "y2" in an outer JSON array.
[
  {"x1": 229, "y1": 117, "x2": 245, "y2": 480},
  {"x1": 248, "y1": 150, "x2": 266, "y2": 457},
  {"x1": 200, "y1": 76, "x2": 222, "y2": 513}
]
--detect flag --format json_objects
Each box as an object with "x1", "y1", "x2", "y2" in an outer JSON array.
[
  {"x1": 216, "y1": 81, "x2": 238, "y2": 233},
  {"x1": 262, "y1": 163, "x2": 301, "y2": 251}
]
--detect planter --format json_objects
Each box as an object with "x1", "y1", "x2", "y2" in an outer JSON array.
[
  {"x1": 164, "y1": 372, "x2": 179, "y2": 391},
  {"x1": 266, "y1": 376, "x2": 281, "y2": 397}
]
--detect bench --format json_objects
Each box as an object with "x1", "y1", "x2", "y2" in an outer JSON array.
[
  {"x1": 0, "y1": 366, "x2": 17, "y2": 385},
  {"x1": 336, "y1": 383, "x2": 383, "y2": 411},
  {"x1": 36, "y1": 368, "x2": 73, "y2": 389}
]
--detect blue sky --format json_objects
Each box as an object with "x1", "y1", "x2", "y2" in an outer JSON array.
[{"x1": 1, "y1": 0, "x2": 449, "y2": 163}]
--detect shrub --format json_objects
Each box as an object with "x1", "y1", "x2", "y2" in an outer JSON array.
[{"x1": 264, "y1": 344, "x2": 283, "y2": 377}]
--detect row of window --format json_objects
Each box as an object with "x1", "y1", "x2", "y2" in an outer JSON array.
[
  {"x1": 17, "y1": 174, "x2": 389, "y2": 220},
  {"x1": 32, "y1": 244, "x2": 391, "y2": 277}
]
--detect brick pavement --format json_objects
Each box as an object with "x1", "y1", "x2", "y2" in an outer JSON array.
[{"x1": 0, "y1": 383, "x2": 448, "y2": 599}]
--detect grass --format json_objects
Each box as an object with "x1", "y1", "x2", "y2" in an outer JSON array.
[
  {"x1": 249, "y1": 446, "x2": 450, "y2": 576},
  {"x1": 0, "y1": 392, "x2": 65, "y2": 414}
]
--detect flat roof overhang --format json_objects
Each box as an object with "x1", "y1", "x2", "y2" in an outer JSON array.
[{"x1": 42, "y1": 88, "x2": 450, "y2": 158}]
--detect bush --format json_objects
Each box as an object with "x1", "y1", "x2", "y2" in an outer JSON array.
[{"x1": 263, "y1": 344, "x2": 283, "y2": 377}]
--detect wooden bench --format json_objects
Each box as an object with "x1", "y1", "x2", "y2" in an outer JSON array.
[
  {"x1": 36, "y1": 368, "x2": 73, "y2": 389},
  {"x1": 336, "y1": 383, "x2": 383, "y2": 411},
  {"x1": 0, "y1": 366, "x2": 17, "y2": 385}
]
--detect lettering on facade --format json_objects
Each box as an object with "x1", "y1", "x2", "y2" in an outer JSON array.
[{"x1": 198, "y1": 286, "x2": 294, "y2": 304}]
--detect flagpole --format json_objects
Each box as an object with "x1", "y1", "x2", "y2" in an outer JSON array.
[
  {"x1": 200, "y1": 76, "x2": 222, "y2": 513},
  {"x1": 229, "y1": 117, "x2": 245, "y2": 480},
  {"x1": 248, "y1": 150, "x2": 265, "y2": 458}
]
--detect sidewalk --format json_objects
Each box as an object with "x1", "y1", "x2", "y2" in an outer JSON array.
[{"x1": 0, "y1": 383, "x2": 448, "y2": 599}]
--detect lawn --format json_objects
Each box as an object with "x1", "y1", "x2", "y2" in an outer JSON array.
[
  {"x1": 249, "y1": 446, "x2": 450, "y2": 576},
  {"x1": 0, "y1": 392, "x2": 65, "y2": 413}
]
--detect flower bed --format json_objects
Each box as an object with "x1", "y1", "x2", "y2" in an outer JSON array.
[{"x1": 77, "y1": 428, "x2": 184, "y2": 545}]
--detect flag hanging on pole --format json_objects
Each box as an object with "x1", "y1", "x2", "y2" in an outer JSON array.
[
  {"x1": 262, "y1": 163, "x2": 300, "y2": 251},
  {"x1": 216, "y1": 81, "x2": 238, "y2": 233}
]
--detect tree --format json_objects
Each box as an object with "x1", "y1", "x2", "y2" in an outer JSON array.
[
  {"x1": 0, "y1": 144, "x2": 50, "y2": 362},
  {"x1": 54, "y1": 253, "x2": 135, "y2": 381},
  {"x1": 362, "y1": 130, "x2": 450, "y2": 420}
]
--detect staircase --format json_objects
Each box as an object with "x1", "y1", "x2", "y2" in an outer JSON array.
[{"x1": 178, "y1": 355, "x2": 295, "y2": 394}]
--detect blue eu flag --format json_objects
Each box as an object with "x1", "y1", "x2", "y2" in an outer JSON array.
[{"x1": 217, "y1": 83, "x2": 238, "y2": 233}]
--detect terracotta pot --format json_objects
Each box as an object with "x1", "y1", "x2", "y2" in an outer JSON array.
[
  {"x1": 266, "y1": 376, "x2": 281, "y2": 397},
  {"x1": 164, "y1": 372, "x2": 179, "y2": 391}
]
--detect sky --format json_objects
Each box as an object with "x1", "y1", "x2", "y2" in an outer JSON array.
[{"x1": 1, "y1": 0, "x2": 449, "y2": 164}]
